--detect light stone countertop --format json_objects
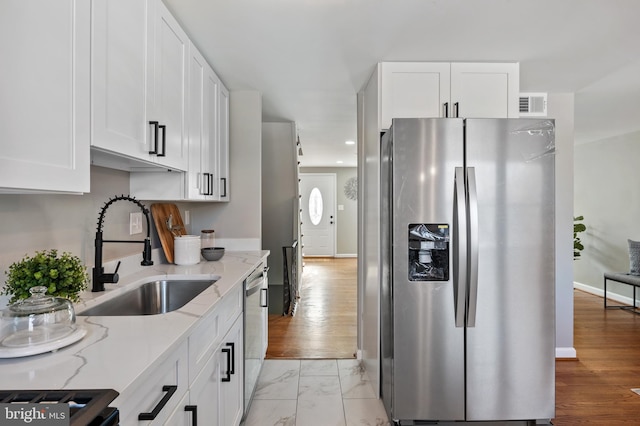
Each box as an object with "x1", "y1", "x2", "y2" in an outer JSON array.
[{"x1": 0, "y1": 249, "x2": 269, "y2": 397}]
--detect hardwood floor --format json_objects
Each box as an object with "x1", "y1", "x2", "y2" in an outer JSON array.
[
  {"x1": 266, "y1": 257, "x2": 357, "y2": 359},
  {"x1": 267, "y1": 261, "x2": 640, "y2": 423},
  {"x1": 554, "y1": 289, "x2": 640, "y2": 425}
]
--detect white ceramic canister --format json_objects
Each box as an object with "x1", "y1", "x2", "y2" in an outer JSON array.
[{"x1": 174, "y1": 235, "x2": 201, "y2": 265}]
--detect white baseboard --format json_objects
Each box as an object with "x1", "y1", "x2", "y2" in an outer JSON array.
[
  {"x1": 334, "y1": 253, "x2": 357, "y2": 258},
  {"x1": 574, "y1": 280, "x2": 638, "y2": 306},
  {"x1": 555, "y1": 347, "x2": 577, "y2": 359}
]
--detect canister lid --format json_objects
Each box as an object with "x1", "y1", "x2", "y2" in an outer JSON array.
[{"x1": 201, "y1": 229, "x2": 215, "y2": 233}]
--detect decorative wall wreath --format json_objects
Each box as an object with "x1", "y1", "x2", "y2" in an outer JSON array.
[{"x1": 344, "y1": 177, "x2": 358, "y2": 201}]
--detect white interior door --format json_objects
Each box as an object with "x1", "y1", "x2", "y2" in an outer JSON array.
[{"x1": 300, "y1": 173, "x2": 336, "y2": 257}]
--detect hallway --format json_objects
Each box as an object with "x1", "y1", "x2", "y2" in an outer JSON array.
[{"x1": 267, "y1": 257, "x2": 357, "y2": 359}]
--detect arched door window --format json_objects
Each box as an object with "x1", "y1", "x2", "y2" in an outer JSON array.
[{"x1": 309, "y1": 187, "x2": 323, "y2": 225}]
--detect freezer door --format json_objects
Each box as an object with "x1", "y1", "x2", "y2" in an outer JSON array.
[
  {"x1": 465, "y1": 119, "x2": 556, "y2": 421},
  {"x1": 389, "y1": 118, "x2": 465, "y2": 421}
]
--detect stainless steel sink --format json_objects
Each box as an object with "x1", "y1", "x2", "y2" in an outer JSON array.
[{"x1": 80, "y1": 279, "x2": 216, "y2": 316}]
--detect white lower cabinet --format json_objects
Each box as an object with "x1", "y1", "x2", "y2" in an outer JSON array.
[
  {"x1": 220, "y1": 317, "x2": 244, "y2": 426},
  {"x1": 164, "y1": 316, "x2": 243, "y2": 426},
  {"x1": 117, "y1": 342, "x2": 189, "y2": 425},
  {"x1": 116, "y1": 283, "x2": 244, "y2": 426}
]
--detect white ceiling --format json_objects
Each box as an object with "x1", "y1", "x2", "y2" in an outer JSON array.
[{"x1": 164, "y1": 0, "x2": 640, "y2": 167}]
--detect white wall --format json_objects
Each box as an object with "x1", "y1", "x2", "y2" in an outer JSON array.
[
  {"x1": 262, "y1": 122, "x2": 297, "y2": 287},
  {"x1": 0, "y1": 166, "x2": 157, "y2": 306},
  {"x1": 359, "y1": 65, "x2": 381, "y2": 392},
  {"x1": 574, "y1": 130, "x2": 640, "y2": 301},
  {"x1": 548, "y1": 93, "x2": 576, "y2": 358}
]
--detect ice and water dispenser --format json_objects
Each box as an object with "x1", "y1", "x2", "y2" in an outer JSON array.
[{"x1": 408, "y1": 224, "x2": 450, "y2": 281}]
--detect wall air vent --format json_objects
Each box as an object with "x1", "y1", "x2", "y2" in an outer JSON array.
[{"x1": 519, "y1": 92, "x2": 547, "y2": 117}]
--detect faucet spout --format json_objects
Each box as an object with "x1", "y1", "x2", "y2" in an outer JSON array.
[{"x1": 92, "y1": 195, "x2": 154, "y2": 292}]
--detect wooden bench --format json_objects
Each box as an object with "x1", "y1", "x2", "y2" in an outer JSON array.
[{"x1": 604, "y1": 272, "x2": 640, "y2": 314}]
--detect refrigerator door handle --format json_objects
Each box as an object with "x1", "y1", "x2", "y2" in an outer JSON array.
[
  {"x1": 454, "y1": 167, "x2": 467, "y2": 328},
  {"x1": 466, "y1": 167, "x2": 479, "y2": 327}
]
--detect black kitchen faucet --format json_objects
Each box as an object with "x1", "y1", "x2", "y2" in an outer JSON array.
[{"x1": 92, "y1": 195, "x2": 153, "y2": 292}]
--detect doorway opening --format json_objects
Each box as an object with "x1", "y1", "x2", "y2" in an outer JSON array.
[{"x1": 266, "y1": 257, "x2": 357, "y2": 359}]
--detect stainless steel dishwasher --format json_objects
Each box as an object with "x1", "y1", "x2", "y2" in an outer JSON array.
[{"x1": 243, "y1": 262, "x2": 268, "y2": 416}]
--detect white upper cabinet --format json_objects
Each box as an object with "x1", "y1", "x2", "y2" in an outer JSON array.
[
  {"x1": 450, "y1": 62, "x2": 519, "y2": 119},
  {"x1": 380, "y1": 62, "x2": 519, "y2": 128},
  {"x1": 92, "y1": 0, "x2": 188, "y2": 171},
  {"x1": 186, "y1": 42, "x2": 220, "y2": 201},
  {"x1": 151, "y1": 1, "x2": 189, "y2": 171},
  {"x1": 0, "y1": 0, "x2": 90, "y2": 193},
  {"x1": 217, "y1": 85, "x2": 231, "y2": 202},
  {"x1": 130, "y1": 41, "x2": 231, "y2": 202},
  {"x1": 381, "y1": 62, "x2": 451, "y2": 127},
  {"x1": 91, "y1": 0, "x2": 150, "y2": 162}
]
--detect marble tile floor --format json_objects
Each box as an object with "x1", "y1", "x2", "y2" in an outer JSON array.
[{"x1": 242, "y1": 359, "x2": 391, "y2": 426}]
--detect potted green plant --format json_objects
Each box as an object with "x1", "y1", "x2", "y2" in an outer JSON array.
[
  {"x1": 2, "y1": 249, "x2": 89, "y2": 304},
  {"x1": 574, "y1": 216, "x2": 586, "y2": 259}
]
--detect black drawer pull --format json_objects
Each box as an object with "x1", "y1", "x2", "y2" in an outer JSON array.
[
  {"x1": 138, "y1": 385, "x2": 177, "y2": 420},
  {"x1": 221, "y1": 177, "x2": 227, "y2": 197},
  {"x1": 185, "y1": 405, "x2": 198, "y2": 426}
]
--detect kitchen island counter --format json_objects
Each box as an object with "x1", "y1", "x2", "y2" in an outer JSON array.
[{"x1": 0, "y1": 250, "x2": 268, "y2": 402}]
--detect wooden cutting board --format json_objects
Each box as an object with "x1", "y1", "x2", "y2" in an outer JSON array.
[{"x1": 151, "y1": 203, "x2": 186, "y2": 263}]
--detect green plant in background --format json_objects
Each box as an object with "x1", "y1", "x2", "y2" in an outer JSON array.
[
  {"x1": 2, "y1": 249, "x2": 89, "y2": 303},
  {"x1": 574, "y1": 216, "x2": 586, "y2": 259}
]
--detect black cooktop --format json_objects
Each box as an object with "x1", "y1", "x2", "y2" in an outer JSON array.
[{"x1": 0, "y1": 389, "x2": 119, "y2": 426}]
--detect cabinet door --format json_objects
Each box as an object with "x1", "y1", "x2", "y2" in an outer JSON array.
[
  {"x1": 92, "y1": 0, "x2": 152, "y2": 163},
  {"x1": 163, "y1": 391, "x2": 191, "y2": 426},
  {"x1": 151, "y1": 0, "x2": 189, "y2": 171},
  {"x1": 203, "y1": 65, "x2": 221, "y2": 200},
  {"x1": 189, "y1": 350, "x2": 223, "y2": 426},
  {"x1": 186, "y1": 43, "x2": 209, "y2": 200},
  {"x1": 217, "y1": 84, "x2": 230, "y2": 201},
  {"x1": 221, "y1": 316, "x2": 244, "y2": 426},
  {"x1": 0, "y1": 0, "x2": 90, "y2": 193},
  {"x1": 380, "y1": 62, "x2": 450, "y2": 129},
  {"x1": 450, "y1": 62, "x2": 519, "y2": 118}
]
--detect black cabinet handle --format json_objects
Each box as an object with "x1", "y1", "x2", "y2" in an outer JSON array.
[
  {"x1": 149, "y1": 121, "x2": 159, "y2": 154},
  {"x1": 138, "y1": 385, "x2": 177, "y2": 420},
  {"x1": 221, "y1": 348, "x2": 232, "y2": 382},
  {"x1": 208, "y1": 173, "x2": 214, "y2": 196},
  {"x1": 158, "y1": 125, "x2": 166, "y2": 157},
  {"x1": 261, "y1": 288, "x2": 268, "y2": 308},
  {"x1": 226, "y1": 342, "x2": 235, "y2": 374},
  {"x1": 203, "y1": 173, "x2": 211, "y2": 195},
  {"x1": 443, "y1": 102, "x2": 449, "y2": 118},
  {"x1": 185, "y1": 405, "x2": 197, "y2": 426},
  {"x1": 454, "y1": 102, "x2": 459, "y2": 118},
  {"x1": 220, "y1": 177, "x2": 227, "y2": 198}
]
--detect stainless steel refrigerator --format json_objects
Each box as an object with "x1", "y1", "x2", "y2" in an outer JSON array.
[{"x1": 380, "y1": 118, "x2": 555, "y2": 424}]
